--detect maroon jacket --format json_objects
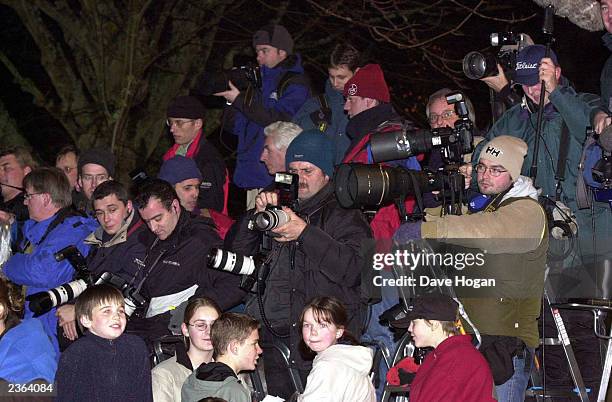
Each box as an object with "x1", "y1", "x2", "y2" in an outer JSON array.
[{"x1": 410, "y1": 335, "x2": 496, "y2": 402}]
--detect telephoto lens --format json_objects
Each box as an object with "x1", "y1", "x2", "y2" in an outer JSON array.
[
  {"x1": 26, "y1": 279, "x2": 89, "y2": 317},
  {"x1": 207, "y1": 248, "x2": 256, "y2": 276},
  {"x1": 250, "y1": 208, "x2": 290, "y2": 231}
]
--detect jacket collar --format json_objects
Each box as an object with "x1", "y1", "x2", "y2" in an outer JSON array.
[
  {"x1": 85, "y1": 209, "x2": 138, "y2": 247},
  {"x1": 296, "y1": 182, "x2": 334, "y2": 214},
  {"x1": 345, "y1": 103, "x2": 398, "y2": 144}
]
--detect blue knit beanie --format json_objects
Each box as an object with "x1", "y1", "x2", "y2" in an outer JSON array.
[
  {"x1": 158, "y1": 156, "x2": 202, "y2": 185},
  {"x1": 285, "y1": 130, "x2": 335, "y2": 177}
]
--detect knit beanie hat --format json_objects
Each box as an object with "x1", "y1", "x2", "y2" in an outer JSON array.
[
  {"x1": 78, "y1": 147, "x2": 116, "y2": 177},
  {"x1": 167, "y1": 96, "x2": 205, "y2": 119},
  {"x1": 478, "y1": 136, "x2": 528, "y2": 181},
  {"x1": 514, "y1": 45, "x2": 559, "y2": 86},
  {"x1": 285, "y1": 130, "x2": 335, "y2": 178},
  {"x1": 343, "y1": 64, "x2": 390, "y2": 103},
  {"x1": 158, "y1": 156, "x2": 202, "y2": 185},
  {"x1": 253, "y1": 24, "x2": 294, "y2": 54}
]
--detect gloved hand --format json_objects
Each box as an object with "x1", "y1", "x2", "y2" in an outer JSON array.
[{"x1": 386, "y1": 356, "x2": 420, "y2": 386}]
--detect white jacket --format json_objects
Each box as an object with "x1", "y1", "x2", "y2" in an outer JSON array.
[{"x1": 298, "y1": 344, "x2": 376, "y2": 402}]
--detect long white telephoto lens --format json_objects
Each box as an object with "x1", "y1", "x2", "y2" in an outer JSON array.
[{"x1": 209, "y1": 249, "x2": 256, "y2": 275}]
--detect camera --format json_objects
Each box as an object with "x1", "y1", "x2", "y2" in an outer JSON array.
[
  {"x1": 463, "y1": 32, "x2": 531, "y2": 80},
  {"x1": 248, "y1": 172, "x2": 299, "y2": 232},
  {"x1": 197, "y1": 63, "x2": 262, "y2": 96},
  {"x1": 26, "y1": 245, "x2": 147, "y2": 317},
  {"x1": 207, "y1": 248, "x2": 267, "y2": 292},
  {"x1": 368, "y1": 92, "x2": 473, "y2": 165}
]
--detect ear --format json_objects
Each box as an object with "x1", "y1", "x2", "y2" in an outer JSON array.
[
  {"x1": 126, "y1": 200, "x2": 133, "y2": 215},
  {"x1": 229, "y1": 340, "x2": 240, "y2": 356},
  {"x1": 554, "y1": 66, "x2": 561, "y2": 81},
  {"x1": 80, "y1": 315, "x2": 92, "y2": 329},
  {"x1": 194, "y1": 119, "x2": 204, "y2": 130},
  {"x1": 171, "y1": 199, "x2": 180, "y2": 213},
  {"x1": 278, "y1": 49, "x2": 287, "y2": 59},
  {"x1": 181, "y1": 323, "x2": 189, "y2": 337},
  {"x1": 23, "y1": 166, "x2": 32, "y2": 176},
  {"x1": 336, "y1": 327, "x2": 344, "y2": 339}
]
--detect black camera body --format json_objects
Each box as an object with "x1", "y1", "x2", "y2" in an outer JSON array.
[
  {"x1": 94, "y1": 272, "x2": 147, "y2": 317},
  {"x1": 249, "y1": 172, "x2": 299, "y2": 232},
  {"x1": 198, "y1": 63, "x2": 262, "y2": 96},
  {"x1": 463, "y1": 32, "x2": 530, "y2": 80}
]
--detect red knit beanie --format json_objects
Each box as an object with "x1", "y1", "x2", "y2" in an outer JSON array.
[{"x1": 343, "y1": 64, "x2": 390, "y2": 103}]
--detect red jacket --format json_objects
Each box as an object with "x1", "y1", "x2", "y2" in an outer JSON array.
[{"x1": 409, "y1": 335, "x2": 496, "y2": 402}]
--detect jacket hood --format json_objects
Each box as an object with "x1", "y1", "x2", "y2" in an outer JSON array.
[
  {"x1": 262, "y1": 53, "x2": 304, "y2": 75},
  {"x1": 604, "y1": 32, "x2": 612, "y2": 51},
  {"x1": 502, "y1": 175, "x2": 539, "y2": 203},
  {"x1": 195, "y1": 361, "x2": 237, "y2": 382},
  {"x1": 315, "y1": 344, "x2": 373, "y2": 375}
]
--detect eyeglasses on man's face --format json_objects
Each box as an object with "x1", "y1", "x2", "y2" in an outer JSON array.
[
  {"x1": 428, "y1": 110, "x2": 455, "y2": 124},
  {"x1": 24, "y1": 192, "x2": 44, "y2": 201},
  {"x1": 475, "y1": 163, "x2": 508, "y2": 177},
  {"x1": 166, "y1": 119, "x2": 195, "y2": 128}
]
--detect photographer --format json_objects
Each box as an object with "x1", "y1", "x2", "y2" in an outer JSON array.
[
  {"x1": 601, "y1": 0, "x2": 612, "y2": 112},
  {"x1": 229, "y1": 130, "x2": 372, "y2": 399},
  {"x1": 129, "y1": 180, "x2": 244, "y2": 347},
  {"x1": 214, "y1": 24, "x2": 309, "y2": 207},
  {"x1": 3, "y1": 167, "x2": 98, "y2": 355},
  {"x1": 396, "y1": 136, "x2": 548, "y2": 400},
  {"x1": 55, "y1": 180, "x2": 150, "y2": 343}
]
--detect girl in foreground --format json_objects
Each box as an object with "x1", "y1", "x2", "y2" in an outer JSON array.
[
  {"x1": 298, "y1": 296, "x2": 376, "y2": 402},
  {"x1": 152, "y1": 297, "x2": 221, "y2": 402}
]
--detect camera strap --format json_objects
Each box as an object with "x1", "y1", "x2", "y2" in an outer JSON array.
[
  {"x1": 554, "y1": 121, "x2": 570, "y2": 201},
  {"x1": 19, "y1": 206, "x2": 84, "y2": 253}
]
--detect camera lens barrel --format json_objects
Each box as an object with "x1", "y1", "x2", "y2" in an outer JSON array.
[
  {"x1": 252, "y1": 209, "x2": 290, "y2": 231},
  {"x1": 208, "y1": 248, "x2": 256, "y2": 276},
  {"x1": 462, "y1": 51, "x2": 499, "y2": 80},
  {"x1": 28, "y1": 279, "x2": 89, "y2": 317}
]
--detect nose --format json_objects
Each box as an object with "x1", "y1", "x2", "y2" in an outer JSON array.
[
  {"x1": 103, "y1": 213, "x2": 112, "y2": 224},
  {"x1": 344, "y1": 99, "x2": 350, "y2": 111},
  {"x1": 260, "y1": 149, "x2": 267, "y2": 162},
  {"x1": 256, "y1": 344, "x2": 263, "y2": 355}
]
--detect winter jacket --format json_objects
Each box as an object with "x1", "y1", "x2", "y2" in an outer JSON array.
[
  {"x1": 602, "y1": 32, "x2": 612, "y2": 110},
  {"x1": 0, "y1": 192, "x2": 28, "y2": 250},
  {"x1": 151, "y1": 343, "x2": 193, "y2": 402},
  {"x1": 342, "y1": 104, "x2": 420, "y2": 239},
  {"x1": 409, "y1": 335, "x2": 496, "y2": 402},
  {"x1": 230, "y1": 183, "x2": 372, "y2": 370},
  {"x1": 163, "y1": 129, "x2": 229, "y2": 214},
  {"x1": 55, "y1": 332, "x2": 152, "y2": 402},
  {"x1": 420, "y1": 176, "x2": 548, "y2": 348},
  {"x1": 298, "y1": 344, "x2": 376, "y2": 402},
  {"x1": 293, "y1": 80, "x2": 350, "y2": 164},
  {"x1": 3, "y1": 208, "x2": 98, "y2": 354},
  {"x1": 0, "y1": 318, "x2": 57, "y2": 383},
  {"x1": 85, "y1": 208, "x2": 148, "y2": 280},
  {"x1": 181, "y1": 362, "x2": 250, "y2": 402},
  {"x1": 127, "y1": 209, "x2": 244, "y2": 344},
  {"x1": 474, "y1": 84, "x2": 610, "y2": 263},
  {"x1": 230, "y1": 54, "x2": 310, "y2": 189}
]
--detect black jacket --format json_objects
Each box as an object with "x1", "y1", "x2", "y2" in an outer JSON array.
[
  {"x1": 128, "y1": 209, "x2": 245, "y2": 343},
  {"x1": 192, "y1": 139, "x2": 227, "y2": 213},
  {"x1": 344, "y1": 102, "x2": 399, "y2": 158},
  {"x1": 230, "y1": 183, "x2": 372, "y2": 369}
]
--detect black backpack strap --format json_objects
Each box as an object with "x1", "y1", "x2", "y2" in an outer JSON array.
[
  {"x1": 37, "y1": 207, "x2": 85, "y2": 246},
  {"x1": 309, "y1": 93, "x2": 332, "y2": 132},
  {"x1": 554, "y1": 121, "x2": 570, "y2": 201},
  {"x1": 278, "y1": 71, "x2": 311, "y2": 98}
]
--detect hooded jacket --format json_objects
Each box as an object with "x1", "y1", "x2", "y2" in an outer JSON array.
[
  {"x1": 298, "y1": 344, "x2": 376, "y2": 402},
  {"x1": 293, "y1": 79, "x2": 351, "y2": 164},
  {"x1": 409, "y1": 335, "x2": 496, "y2": 402},
  {"x1": 181, "y1": 362, "x2": 250, "y2": 402},
  {"x1": 3, "y1": 209, "x2": 98, "y2": 355},
  {"x1": 151, "y1": 343, "x2": 193, "y2": 402},
  {"x1": 230, "y1": 54, "x2": 310, "y2": 189},
  {"x1": 602, "y1": 32, "x2": 612, "y2": 110},
  {"x1": 230, "y1": 183, "x2": 372, "y2": 370}
]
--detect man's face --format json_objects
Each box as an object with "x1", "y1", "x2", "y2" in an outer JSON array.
[
  {"x1": 23, "y1": 185, "x2": 48, "y2": 222},
  {"x1": 328, "y1": 65, "x2": 354, "y2": 93},
  {"x1": 344, "y1": 95, "x2": 374, "y2": 118},
  {"x1": 602, "y1": 0, "x2": 611, "y2": 33},
  {"x1": 174, "y1": 178, "x2": 200, "y2": 212},
  {"x1": 79, "y1": 164, "x2": 111, "y2": 201},
  {"x1": 139, "y1": 197, "x2": 180, "y2": 240},
  {"x1": 255, "y1": 45, "x2": 285, "y2": 69},
  {"x1": 260, "y1": 135, "x2": 286, "y2": 174},
  {"x1": 80, "y1": 301, "x2": 127, "y2": 341},
  {"x1": 288, "y1": 161, "x2": 329, "y2": 201},
  {"x1": 235, "y1": 328, "x2": 262, "y2": 371},
  {"x1": 521, "y1": 66, "x2": 561, "y2": 105},
  {"x1": 476, "y1": 158, "x2": 514, "y2": 195},
  {"x1": 93, "y1": 194, "x2": 131, "y2": 236},
  {"x1": 0, "y1": 154, "x2": 30, "y2": 201},
  {"x1": 56, "y1": 152, "x2": 78, "y2": 190},
  {"x1": 428, "y1": 98, "x2": 458, "y2": 129},
  {"x1": 168, "y1": 118, "x2": 201, "y2": 146}
]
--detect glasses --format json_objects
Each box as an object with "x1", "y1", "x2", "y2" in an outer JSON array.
[
  {"x1": 188, "y1": 320, "x2": 215, "y2": 332},
  {"x1": 166, "y1": 119, "x2": 195, "y2": 128},
  {"x1": 81, "y1": 174, "x2": 109, "y2": 183},
  {"x1": 24, "y1": 192, "x2": 44, "y2": 200},
  {"x1": 428, "y1": 110, "x2": 455, "y2": 124},
  {"x1": 475, "y1": 163, "x2": 508, "y2": 177}
]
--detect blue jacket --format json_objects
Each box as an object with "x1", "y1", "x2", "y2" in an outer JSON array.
[
  {"x1": 293, "y1": 80, "x2": 350, "y2": 164},
  {"x1": 0, "y1": 318, "x2": 57, "y2": 383},
  {"x1": 230, "y1": 54, "x2": 309, "y2": 189},
  {"x1": 3, "y1": 210, "x2": 98, "y2": 354},
  {"x1": 602, "y1": 33, "x2": 612, "y2": 111}
]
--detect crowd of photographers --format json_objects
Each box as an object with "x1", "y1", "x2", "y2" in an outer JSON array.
[{"x1": 0, "y1": 4, "x2": 611, "y2": 400}]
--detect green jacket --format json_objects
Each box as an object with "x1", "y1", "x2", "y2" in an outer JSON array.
[{"x1": 602, "y1": 33, "x2": 612, "y2": 110}]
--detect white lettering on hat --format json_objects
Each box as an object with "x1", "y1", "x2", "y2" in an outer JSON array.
[
  {"x1": 294, "y1": 154, "x2": 304, "y2": 158},
  {"x1": 515, "y1": 61, "x2": 538, "y2": 71},
  {"x1": 485, "y1": 146, "x2": 502, "y2": 157},
  {"x1": 347, "y1": 83, "x2": 358, "y2": 96}
]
